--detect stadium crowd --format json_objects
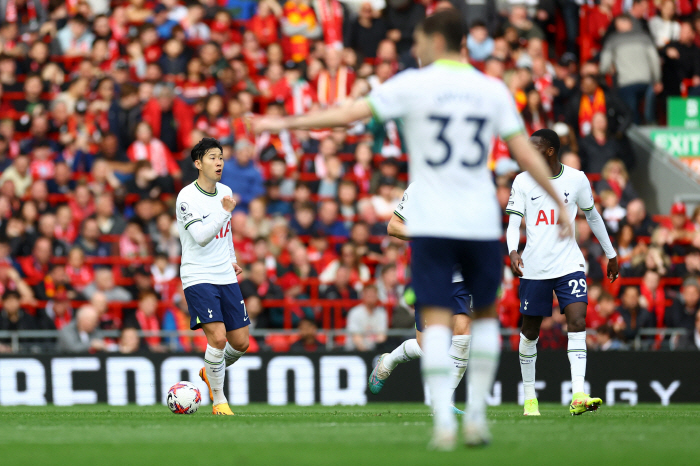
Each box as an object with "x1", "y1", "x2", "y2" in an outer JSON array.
[{"x1": 0, "y1": 0, "x2": 700, "y2": 354}]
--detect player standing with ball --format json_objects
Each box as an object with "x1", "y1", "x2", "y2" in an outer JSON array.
[{"x1": 175, "y1": 137, "x2": 249, "y2": 415}]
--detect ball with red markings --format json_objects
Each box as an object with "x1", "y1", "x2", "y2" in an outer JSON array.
[{"x1": 167, "y1": 381, "x2": 202, "y2": 414}]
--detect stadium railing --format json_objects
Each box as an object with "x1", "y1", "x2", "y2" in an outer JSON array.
[{"x1": 0, "y1": 328, "x2": 689, "y2": 354}]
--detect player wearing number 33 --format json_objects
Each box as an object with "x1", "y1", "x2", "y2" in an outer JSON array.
[
  {"x1": 175, "y1": 137, "x2": 250, "y2": 416},
  {"x1": 506, "y1": 129, "x2": 619, "y2": 417}
]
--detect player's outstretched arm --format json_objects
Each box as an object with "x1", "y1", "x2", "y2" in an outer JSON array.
[
  {"x1": 506, "y1": 214, "x2": 524, "y2": 277},
  {"x1": 387, "y1": 213, "x2": 409, "y2": 241},
  {"x1": 507, "y1": 134, "x2": 573, "y2": 238},
  {"x1": 252, "y1": 99, "x2": 373, "y2": 134},
  {"x1": 583, "y1": 207, "x2": 619, "y2": 282}
]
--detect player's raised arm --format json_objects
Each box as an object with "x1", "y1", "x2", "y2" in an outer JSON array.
[
  {"x1": 252, "y1": 99, "x2": 373, "y2": 133},
  {"x1": 507, "y1": 134, "x2": 573, "y2": 238}
]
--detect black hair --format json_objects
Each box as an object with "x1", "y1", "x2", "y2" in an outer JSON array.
[
  {"x1": 190, "y1": 137, "x2": 223, "y2": 164},
  {"x1": 531, "y1": 129, "x2": 561, "y2": 155},
  {"x1": 2, "y1": 289, "x2": 20, "y2": 301},
  {"x1": 470, "y1": 20, "x2": 487, "y2": 30},
  {"x1": 418, "y1": 10, "x2": 466, "y2": 53}
]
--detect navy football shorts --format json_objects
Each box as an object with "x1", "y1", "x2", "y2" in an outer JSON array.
[
  {"x1": 183, "y1": 282, "x2": 250, "y2": 331},
  {"x1": 519, "y1": 271, "x2": 588, "y2": 317},
  {"x1": 415, "y1": 280, "x2": 473, "y2": 331},
  {"x1": 411, "y1": 237, "x2": 501, "y2": 326}
]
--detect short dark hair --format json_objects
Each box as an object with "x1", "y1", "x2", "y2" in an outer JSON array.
[
  {"x1": 2, "y1": 289, "x2": 20, "y2": 301},
  {"x1": 531, "y1": 129, "x2": 561, "y2": 155},
  {"x1": 190, "y1": 137, "x2": 223, "y2": 163},
  {"x1": 418, "y1": 10, "x2": 466, "y2": 53}
]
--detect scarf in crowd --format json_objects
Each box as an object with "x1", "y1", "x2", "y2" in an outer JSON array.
[
  {"x1": 579, "y1": 87, "x2": 606, "y2": 136},
  {"x1": 316, "y1": 0, "x2": 343, "y2": 49},
  {"x1": 135, "y1": 309, "x2": 160, "y2": 348},
  {"x1": 5, "y1": 0, "x2": 37, "y2": 24},
  {"x1": 128, "y1": 139, "x2": 171, "y2": 176},
  {"x1": 287, "y1": 79, "x2": 314, "y2": 116},
  {"x1": 317, "y1": 67, "x2": 348, "y2": 107}
]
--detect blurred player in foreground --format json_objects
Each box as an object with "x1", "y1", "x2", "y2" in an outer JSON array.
[
  {"x1": 369, "y1": 182, "x2": 472, "y2": 417},
  {"x1": 175, "y1": 137, "x2": 248, "y2": 415},
  {"x1": 507, "y1": 129, "x2": 619, "y2": 416},
  {"x1": 253, "y1": 11, "x2": 572, "y2": 450}
]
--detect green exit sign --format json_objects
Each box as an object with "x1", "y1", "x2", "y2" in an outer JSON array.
[{"x1": 668, "y1": 97, "x2": 700, "y2": 128}]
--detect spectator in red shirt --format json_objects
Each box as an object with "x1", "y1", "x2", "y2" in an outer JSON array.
[
  {"x1": 128, "y1": 289, "x2": 166, "y2": 352},
  {"x1": 195, "y1": 94, "x2": 232, "y2": 144},
  {"x1": 18, "y1": 236, "x2": 51, "y2": 284},
  {"x1": 142, "y1": 84, "x2": 194, "y2": 155},
  {"x1": 250, "y1": 0, "x2": 282, "y2": 49},
  {"x1": 65, "y1": 246, "x2": 94, "y2": 292}
]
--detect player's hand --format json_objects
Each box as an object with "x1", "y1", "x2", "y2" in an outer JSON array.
[
  {"x1": 251, "y1": 116, "x2": 287, "y2": 134},
  {"x1": 233, "y1": 263, "x2": 243, "y2": 276},
  {"x1": 509, "y1": 251, "x2": 524, "y2": 277},
  {"x1": 221, "y1": 195, "x2": 237, "y2": 212},
  {"x1": 607, "y1": 256, "x2": 619, "y2": 283}
]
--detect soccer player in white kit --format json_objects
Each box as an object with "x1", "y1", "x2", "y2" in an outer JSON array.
[
  {"x1": 506, "y1": 129, "x2": 619, "y2": 416},
  {"x1": 176, "y1": 137, "x2": 250, "y2": 415},
  {"x1": 253, "y1": 11, "x2": 572, "y2": 449},
  {"x1": 368, "y1": 182, "x2": 472, "y2": 417}
]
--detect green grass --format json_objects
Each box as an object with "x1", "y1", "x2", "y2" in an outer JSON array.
[{"x1": 1, "y1": 404, "x2": 699, "y2": 466}]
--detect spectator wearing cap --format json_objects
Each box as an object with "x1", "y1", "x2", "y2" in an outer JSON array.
[
  {"x1": 56, "y1": 14, "x2": 95, "y2": 57},
  {"x1": 220, "y1": 139, "x2": 265, "y2": 214},
  {"x1": 57, "y1": 305, "x2": 105, "y2": 353},
  {"x1": 657, "y1": 202, "x2": 695, "y2": 255},
  {"x1": 579, "y1": 113, "x2": 633, "y2": 175},
  {"x1": 600, "y1": 14, "x2": 662, "y2": 125},
  {"x1": 665, "y1": 278, "x2": 700, "y2": 334}
]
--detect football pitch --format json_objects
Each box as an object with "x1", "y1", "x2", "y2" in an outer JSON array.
[{"x1": 1, "y1": 404, "x2": 699, "y2": 466}]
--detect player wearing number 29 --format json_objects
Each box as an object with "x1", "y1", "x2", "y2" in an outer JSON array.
[
  {"x1": 506, "y1": 129, "x2": 619, "y2": 417},
  {"x1": 253, "y1": 11, "x2": 573, "y2": 450},
  {"x1": 175, "y1": 137, "x2": 250, "y2": 415}
]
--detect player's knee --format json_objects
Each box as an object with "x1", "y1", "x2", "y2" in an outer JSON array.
[
  {"x1": 521, "y1": 327, "x2": 540, "y2": 341},
  {"x1": 568, "y1": 316, "x2": 586, "y2": 333},
  {"x1": 232, "y1": 339, "x2": 249, "y2": 353},
  {"x1": 210, "y1": 334, "x2": 228, "y2": 349}
]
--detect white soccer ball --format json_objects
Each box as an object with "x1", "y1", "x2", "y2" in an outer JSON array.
[{"x1": 167, "y1": 381, "x2": 202, "y2": 414}]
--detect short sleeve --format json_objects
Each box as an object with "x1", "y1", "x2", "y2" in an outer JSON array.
[
  {"x1": 506, "y1": 178, "x2": 525, "y2": 217},
  {"x1": 393, "y1": 183, "x2": 414, "y2": 222},
  {"x1": 175, "y1": 193, "x2": 203, "y2": 230},
  {"x1": 493, "y1": 82, "x2": 525, "y2": 141},
  {"x1": 577, "y1": 172, "x2": 595, "y2": 211},
  {"x1": 366, "y1": 70, "x2": 415, "y2": 122}
]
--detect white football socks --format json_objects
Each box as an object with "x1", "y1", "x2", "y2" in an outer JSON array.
[
  {"x1": 519, "y1": 333, "x2": 539, "y2": 400},
  {"x1": 224, "y1": 342, "x2": 245, "y2": 367},
  {"x1": 567, "y1": 331, "x2": 587, "y2": 394},
  {"x1": 384, "y1": 338, "x2": 423, "y2": 371},
  {"x1": 204, "y1": 344, "x2": 227, "y2": 405},
  {"x1": 465, "y1": 319, "x2": 500, "y2": 426},
  {"x1": 421, "y1": 325, "x2": 456, "y2": 433},
  {"x1": 447, "y1": 335, "x2": 471, "y2": 391}
]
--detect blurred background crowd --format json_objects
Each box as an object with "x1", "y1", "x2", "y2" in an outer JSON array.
[{"x1": 0, "y1": 0, "x2": 699, "y2": 354}]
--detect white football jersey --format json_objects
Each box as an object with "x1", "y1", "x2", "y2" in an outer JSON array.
[
  {"x1": 368, "y1": 60, "x2": 524, "y2": 240},
  {"x1": 176, "y1": 181, "x2": 237, "y2": 289},
  {"x1": 394, "y1": 183, "x2": 464, "y2": 283},
  {"x1": 507, "y1": 164, "x2": 595, "y2": 280}
]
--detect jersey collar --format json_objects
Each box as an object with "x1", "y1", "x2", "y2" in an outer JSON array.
[
  {"x1": 549, "y1": 164, "x2": 564, "y2": 179},
  {"x1": 433, "y1": 59, "x2": 473, "y2": 70},
  {"x1": 194, "y1": 180, "x2": 217, "y2": 197}
]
